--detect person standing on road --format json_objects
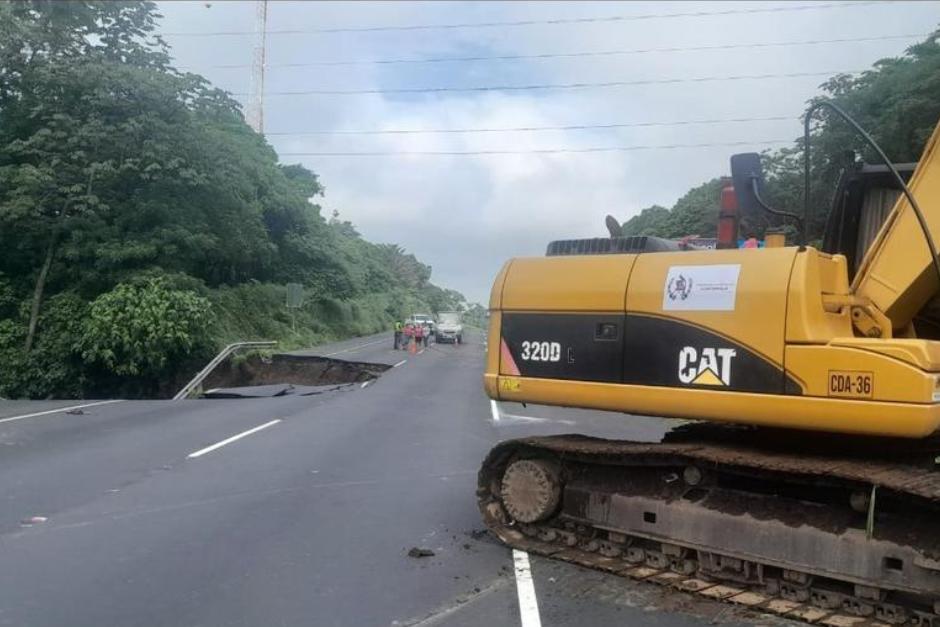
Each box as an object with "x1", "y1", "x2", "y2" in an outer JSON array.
[
  {"x1": 393, "y1": 320, "x2": 403, "y2": 350},
  {"x1": 413, "y1": 322, "x2": 424, "y2": 349},
  {"x1": 403, "y1": 323, "x2": 414, "y2": 350}
]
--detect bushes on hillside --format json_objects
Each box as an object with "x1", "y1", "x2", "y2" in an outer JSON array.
[{"x1": 81, "y1": 278, "x2": 214, "y2": 379}]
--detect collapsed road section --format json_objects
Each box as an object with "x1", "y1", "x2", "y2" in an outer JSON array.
[{"x1": 194, "y1": 353, "x2": 390, "y2": 399}]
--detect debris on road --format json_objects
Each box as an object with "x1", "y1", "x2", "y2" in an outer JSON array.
[
  {"x1": 65, "y1": 409, "x2": 85, "y2": 415},
  {"x1": 407, "y1": 547, "x2": 435, "y2": 558}
]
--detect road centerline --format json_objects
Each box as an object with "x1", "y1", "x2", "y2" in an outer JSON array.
[
  {"x1": 0, "y1": 400, "x2": 124, "y2": 425},
  {"x1": 187, "y1": 419, "x2": 282, "y2": 459},
  {"x1": 513, "y1": 550, "x2": 542, "y2": 627}
]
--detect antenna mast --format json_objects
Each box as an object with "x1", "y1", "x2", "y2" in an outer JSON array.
[{"x1": 246, "y1": 0, "x2": 268, "y2": 133}]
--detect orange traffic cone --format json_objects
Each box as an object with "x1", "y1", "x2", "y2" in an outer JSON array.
[{"x1": 409, "y1": 338, "x2": 417, "y2": 355}]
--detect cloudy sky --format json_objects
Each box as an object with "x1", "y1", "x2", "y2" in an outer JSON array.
[{"x1": 156, "y1": 1, "x2": 940, "y2": 303}]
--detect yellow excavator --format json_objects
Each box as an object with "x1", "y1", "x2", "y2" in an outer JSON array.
[{"x1": 478, "y1": 103, "x2": 940, "y2": 625}]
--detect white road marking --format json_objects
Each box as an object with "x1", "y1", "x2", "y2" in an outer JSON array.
[
  {"x1": 490, "y1": 399, "x2": 501, "y2": 423},
  {"x1": 498, "y1": 412, "x2": 576, "y2": 426},
  {"x1": 323, "y1": 338, "x2": 385, "y2": 357},
  {"x1": 418, "y1": 348, "x2": 425, "y2": 355},
  {"x1": 0, "y1": 400, "x2": 124, "y2": 425},
  {"x1": 187, "y1": 419, "x2": 281, "y2": 459},
  {"x1": 360, "y1": 380, "x2": 371, "y2": 389},
  {"x1": 393, "y1": 359, "x2": 407, "y2": 368},
  {"x1": 513, "y1": 550, "x2": 542, "y2": 627}
]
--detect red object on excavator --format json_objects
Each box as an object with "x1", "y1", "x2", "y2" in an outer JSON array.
[{"x1": 717, "y1": 177, "x2": 738, "y2": 249}]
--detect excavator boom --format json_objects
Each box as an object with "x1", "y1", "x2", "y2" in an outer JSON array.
[{"x1": 854, "y1": 121, "x2": 940, "y2": 334}]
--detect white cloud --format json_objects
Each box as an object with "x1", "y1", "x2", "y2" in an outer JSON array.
[{"x1": 158, "y1": 0, "x2": 940, "y2": 301}]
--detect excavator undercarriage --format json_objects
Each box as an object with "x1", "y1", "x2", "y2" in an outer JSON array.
[{"x1": 478, "y1": 426, "x2": 940, "y2": 625}]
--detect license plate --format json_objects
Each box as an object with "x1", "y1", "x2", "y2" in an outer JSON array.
[{"x1": 828, "y1": 370, "x2": 873, "y2": 398}]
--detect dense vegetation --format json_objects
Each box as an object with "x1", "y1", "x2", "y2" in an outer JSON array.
[
  {"x1": 0, "y1": 2, "x2": 470, "y2": 398},
  {"x1": 619, "y1": 31, "x2": 940, "y2": 243}
]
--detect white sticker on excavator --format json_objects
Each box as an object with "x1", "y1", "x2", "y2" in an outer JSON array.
[{"x1": 663, "y1": 264, "x2": 741, "y2": 311}]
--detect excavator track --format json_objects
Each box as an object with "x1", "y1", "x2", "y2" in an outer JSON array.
[{"x1": 477, "y1": 425, "x2": 940, "y2": 626}]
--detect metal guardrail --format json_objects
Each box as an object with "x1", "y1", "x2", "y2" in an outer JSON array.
[{"x1": 173, "y1": 341, "x2": 277, "y2": 400}]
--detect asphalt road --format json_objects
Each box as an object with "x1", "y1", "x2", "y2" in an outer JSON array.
[{"x1": 0, "y1": 330, "x2": 792, "y2": 627}]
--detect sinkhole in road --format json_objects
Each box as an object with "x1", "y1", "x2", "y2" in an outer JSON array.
[{"x1": 199, "y1": 353, "x2": 390, "y2": 398}]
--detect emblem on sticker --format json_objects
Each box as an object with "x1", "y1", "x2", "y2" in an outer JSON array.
[
  {"x1": 666, "y1": 274, "x2": 693, "y2": 302},
  {"x1": 500, "y1": 378, "x2": 521, "y2": 392}
]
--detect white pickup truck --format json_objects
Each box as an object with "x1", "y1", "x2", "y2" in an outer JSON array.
[
  {"x1": 435, "y1": 312, "x2": 463, "y2": 344},
  {"x1": 408, "y1": 314, "x2": 435, "y2": 337}
]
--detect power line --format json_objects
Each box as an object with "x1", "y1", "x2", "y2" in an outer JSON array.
[
  {"x1": 278, "y1": 139, "x2": 793, "y2": 157},
  {"x1": 195, "y1": 33, "x2": 926, "y2": 69},
  {"x1": 164, "y1": 2, "x2": 888, "y2": 36},
  {"x1": 264, "y1": 115, "x2": 796, "y2": 137},
  {"x1": 246, "y1": 69, "x2": 861, "y2": 97}
]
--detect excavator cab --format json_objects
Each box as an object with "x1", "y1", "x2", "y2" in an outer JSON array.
[{"x1": 824, "y1": 162, "x2": 917, "y2": 279}]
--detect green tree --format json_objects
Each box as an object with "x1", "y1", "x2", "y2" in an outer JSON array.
[
  {"x1": 0, "y1": 1, "x2": 176, "y2": 350},
  {"x1": 620, "y1": 205, "x2": 670, "y2": 237},
  {"x1": 462, "y1": 303, "x2": 489, "y2": 329},
  {"x1": 621, "y1": 181, "x2": 723, "y2": 240},
  {"x1": 616, "y1": 31, "x2": 940, "y2": 244},
  {"x1": 81, "y1": 278, "x2": 212, "y2": 380},
  {"x1": 0, "y1": 1, "x2": 472, "y2": 398}
]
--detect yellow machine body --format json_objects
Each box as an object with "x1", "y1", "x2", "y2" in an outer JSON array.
[
  {"x1": 484, "y1": 247, "x2": 940, "y2": 438},
  {"x1": 485, "y1": 120, "x2": 940, "y2": 439}
]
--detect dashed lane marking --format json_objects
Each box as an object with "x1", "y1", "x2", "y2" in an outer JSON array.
[
  {"x1": 393, "y1": 359, "x2": 407, "y2": 368},
  {"x1": 187, "y1": 419, "x2": 281, "y2": 459},
  {"x1": 513, "y1": 550, "x2": 542, "y2": 627},
  {"x1": 490, "y1": 399, "x2": 501, "y2": 423},
  {"x1": 0, "y1": 400, "x2": 124, "y2": 425}
]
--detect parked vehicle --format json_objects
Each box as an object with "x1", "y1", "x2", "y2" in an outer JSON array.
[{"x1": 435, "y1": 312, "x2": 462, "y2": 344}]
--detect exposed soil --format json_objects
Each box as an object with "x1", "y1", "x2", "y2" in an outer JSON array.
[{"x1": 201, "y1": 353, "x2": 389, "y2": 394}]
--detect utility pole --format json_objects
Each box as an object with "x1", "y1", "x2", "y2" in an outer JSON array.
[{"x1": 246, "y1": 0, "x2": 268, "y2": 134}]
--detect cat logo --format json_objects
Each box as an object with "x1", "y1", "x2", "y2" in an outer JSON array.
[{"x1": 678, "y1": 346, "x2": 736, "y2": 386}]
